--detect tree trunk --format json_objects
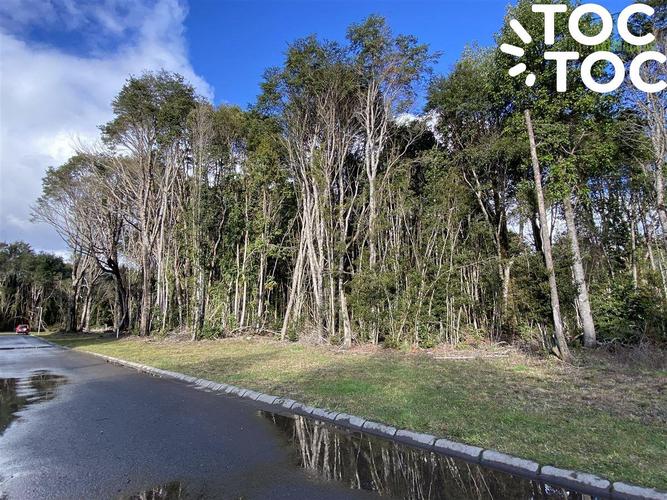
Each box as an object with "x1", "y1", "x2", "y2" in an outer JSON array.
[
  {"x1": 281, "y1": 231, "x2": 307, "y2": 340},
  {"x1": 501, "y1": 259, "x2": 513, "y2": 315},
  {"x1": 563, "y1": 195, "x2": 596, "y2": 348},
  {"x1": 192, "y1": 265, "x2": 206, "y2": 341},
  {"x1": 643, "y1": 90, "x2": 667, "y2": 244},
  {"x1": 140, "y1": 244, "x2": 152, "y2": 336},
  {"x1": 66, "y1": 260, "x2": 80, "y2": 333},
  {"x1": 368, "y1": 176, "x2": 378, "y2": 269},
  {"x1": 79, "y1": 284, "x2": 94, "y2": 332},
  {"x1": 525, "y1": 109, "x2": 571, "y2": 360},
  {"x1": 629, "y1": 199, "x2": 639, "y2": 290},
  {"x1": 114, "y1": 277, "x2": 128, "y2": 336},
  {"x1": 66, "y1": 286, "x2": 78, "y2": 333},
  {"x1": 530, "y1": 212, "x2": 544, "y2": 259},
  {"x1": 107, "y1": 257, "x2": 128, "y2": 337},
  {"x1": 655, "y1": 165, "x2": 667, "y2": 244},
  {"x1": 83, "y1": 289, "x2": 93, "y2": 332}
]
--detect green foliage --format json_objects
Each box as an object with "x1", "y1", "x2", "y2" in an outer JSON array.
[
  {"x1": 592, "y1": 277, "x2": 667, "y2": 344},
  {"x1": 102, "y1": 70, "x2": 196, "y2": 148},
  {"x1": 347, "y1": 14, "x2": 436, "y2": 112},
  {"x1": 0, "y1": 242, "x2": 70, "y2": 330},
  {"x1": 27, "y1": 14, "x2": 667, "y2": 350}
]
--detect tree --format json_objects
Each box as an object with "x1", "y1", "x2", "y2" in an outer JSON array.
[
  {"x1": 101, "y1": 71, "x2": 196, "y2": 336},
  {"x1": 261, "y1": 36, "x2": 361, "y2": 344},
  {"x1": 495, "y1": 0, "x2": 612, "y2": 357},
  {"x1": 427, "y1": 47, "x2": 524, "y2": 330},
  {"x1": 624, "y1": 1, "x2": 667, "y2": 242},
  {"x1": 25, "y1": 15, "x2": 667, "y2": 350},
  {"x1": 187, "y1": 102, "x2": 216, "y2": 340},
  {"x1": 33, "y1": 155, "x2": 93, "y2": 332},
  {"x1": 347, "y1": 15, "x2": 435, "y2": 271},
  {"x1": 34, "y1": 153, "x2": 130, "y2": 335}
]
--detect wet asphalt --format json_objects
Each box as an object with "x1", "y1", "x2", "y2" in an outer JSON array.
[{"x1": 0, "y1": 334, "x2": 376, "y2": 500}]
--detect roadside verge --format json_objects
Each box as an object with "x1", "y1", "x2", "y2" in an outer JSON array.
[{"x1": 43, "y1": 339, "x2": 666, "y2": 500}]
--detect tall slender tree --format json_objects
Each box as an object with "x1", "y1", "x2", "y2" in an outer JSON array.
[{"x1": 101, "y1": 71, "x2": 195, "y2": 336}]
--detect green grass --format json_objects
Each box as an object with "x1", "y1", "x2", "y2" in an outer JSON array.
[{"x1": 42, "y1": 332, "x2": 667, "y2": 490}]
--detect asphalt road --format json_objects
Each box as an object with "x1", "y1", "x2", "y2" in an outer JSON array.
[{"x1": 0, "y1": 334, "x2": 377, "y2": 499}]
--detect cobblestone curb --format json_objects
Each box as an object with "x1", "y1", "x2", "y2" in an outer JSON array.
[{"x1": 62, "y1": 345, "x2": 666, "y2": 499}]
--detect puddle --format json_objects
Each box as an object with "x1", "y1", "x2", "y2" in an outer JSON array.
[
  {"x1": 261, "y1": 411, "x2": 604, "y2": 500},
  {"x1": 0, "y1": 370, "x2": 67, "y2": 435},
  {"x1": 124, "y1": 481, "x2": 186, "y2": 500}
]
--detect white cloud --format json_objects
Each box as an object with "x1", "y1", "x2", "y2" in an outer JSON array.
[
  {"x1": 0, "y1": 0, "x2": 213, "y2": 253},
  {"x1": 0, "y1": 0, "x2": 157, "y2": 42}
]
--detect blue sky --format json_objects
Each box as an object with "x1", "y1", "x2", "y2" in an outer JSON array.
[
  {"x1": 185, "y1": 0, "x2": 514, "y2": 108},
  {"x1": 187, "y1": 0, "x2": 628, "y2": 107},
  {"x1": 0, "y1": 0, "x2": 632, "y2": 254}
]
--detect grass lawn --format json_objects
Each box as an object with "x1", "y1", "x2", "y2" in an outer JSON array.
[{"x1": 42, "y1": 332, "x2": 667, "y2": 490}]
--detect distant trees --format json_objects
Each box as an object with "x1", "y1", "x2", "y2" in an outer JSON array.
[
  {"x1": 24, "y1": 10, "x2": 666, "y2": 351},
  {"x1": 0, "y1": 242, "x2": 70, "y2": 331}
]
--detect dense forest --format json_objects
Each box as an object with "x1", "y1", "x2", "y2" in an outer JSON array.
[
  {"x1": 0, "y1": 242, "x2": 70, "y2": 331},
  {"x1": 3, "y1": 0, "x2": 665, "y2": 359}
]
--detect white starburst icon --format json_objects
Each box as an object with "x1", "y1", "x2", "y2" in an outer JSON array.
[{"x1": 501, "y1": 19, "x2": 536, "y2": 88}]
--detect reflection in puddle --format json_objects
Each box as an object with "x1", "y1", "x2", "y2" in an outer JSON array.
[
  {"x1": 0, "y1": 370, "x2": 67, "y2": 435},
  {"x1": 125, "y1": 481, "x2": 186, "y2": 500},
  {"x1": 261, "y1": 411, "x2": 601, "y2": 500}
]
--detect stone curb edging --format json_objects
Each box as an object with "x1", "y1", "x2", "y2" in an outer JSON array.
[{"x1": 48, "y1": 341, "x2": 666, "y2": 500}]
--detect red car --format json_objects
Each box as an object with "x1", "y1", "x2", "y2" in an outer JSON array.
[{"x1": 15, "y1": 324, "x2": 30, "y2": 335}]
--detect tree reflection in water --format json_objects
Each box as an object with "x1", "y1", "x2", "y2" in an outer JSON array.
[
  {"x1": 261, "y1": 411, "x2": 598, "y2": 500},
  {"x1": 0, "y1": 370, "x2": 67, "y2": 435},
  {"x1": 126, "y1": 481, "x2": 185, "y2": 500}
]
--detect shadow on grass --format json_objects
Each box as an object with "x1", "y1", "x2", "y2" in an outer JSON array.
[{"x1": 47, "y1": 334, "x2": 122, "y2": 350}]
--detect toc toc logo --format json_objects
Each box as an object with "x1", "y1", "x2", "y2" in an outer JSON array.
[{"x1": 502, "y1": 3, "x2": 666, "y2": 93}]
